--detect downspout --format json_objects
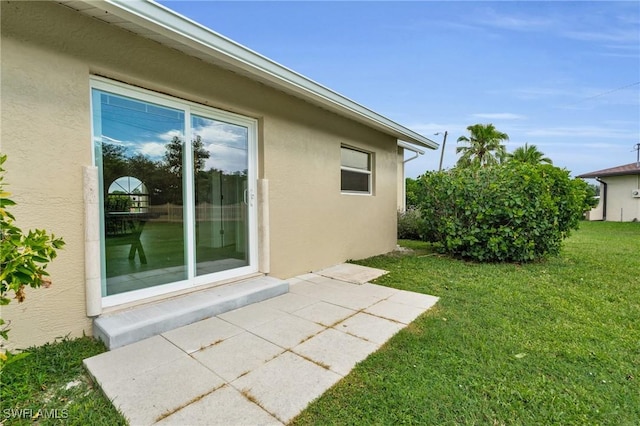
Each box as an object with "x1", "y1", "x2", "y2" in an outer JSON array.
[
  {"x1": 397, "y1": 141, "x2": 426, "y2": 212},
  {"x1": 596, "y1": 177, "x2": 607, "y2": 221},
  {"x1": 403, "y1": 150, "x2": 421, "y2": 163},
  {"x1": 398, "y1": 141, "x2": 425, "y2": 164}
]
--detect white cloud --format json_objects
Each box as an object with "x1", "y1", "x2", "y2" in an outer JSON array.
[
  {"x1": 137, "y1": 142, "x2": 167, "y2": 158},
  {"x1": 160, "y1": 129, "x2": 183, "y2": 142},
  {"x1": 471, "y1": 113, "x2": 526, "y2": 120},
  {"x1": 525, "y1": 126, "x2": 637, "y2": 139},
  {"x1": 562, "y1": 29, "x2": 639, "y2": 44},
  {"x1": 204, "y1": 143, "x2": 247, "y2": 174},
  {"x1": 193, "y1": 123, "x2": 246, "y2": 148},
  {"x1": 195, "y1": 121, "x2": 248, "y2": 173},
  {"x1": 480, "y1": 11, "x2": 553, "y2": 32}
]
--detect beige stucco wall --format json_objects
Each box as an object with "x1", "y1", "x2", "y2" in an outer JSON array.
[
  {"x1": 1, "y1": 1, "x2": 399, "y2": 349},
  {"x1": 585, "y1": 195, "x2": 604, "y2": 221},
  {"x1": 601, "y1": 175, "x2": 640, "y2": 222}
]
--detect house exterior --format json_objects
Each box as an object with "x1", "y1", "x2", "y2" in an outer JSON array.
[
  {"x1": 578, "y1": 163, "x2": 640, "y2": 222},
  {"x1": 1, "y1": 0, "x2": 436, "y2": 349}
]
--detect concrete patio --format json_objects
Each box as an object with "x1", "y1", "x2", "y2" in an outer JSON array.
[{"x1": 84, "y1": 264, "x2": 439, "y2": 425}]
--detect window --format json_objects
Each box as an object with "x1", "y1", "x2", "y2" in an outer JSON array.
[{"x1": 341, "y1": 146, "x2": 372, "y2": 194}]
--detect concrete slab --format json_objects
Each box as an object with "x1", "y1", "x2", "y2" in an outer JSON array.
[
  {"x1": 99, "y1": 356, "x2": 224, "y2": 426},
  {"x1": 292, "y1": 328, "x2": 378, "y2": 376},
  {"x1": 335, "y1": 312, "x2": 405, "y2": 345},
  {"x1": 83, "y1": 335, "x2": 185, "y2": 382},
  {"x1": 360, "y1": 282, "x2": 400, "y2": 298},
  {"x1": 387, "y1": 290, "x2": 440, "y2": 310},
  {"x1": 310, "y1": 286, "x2": 381, "y2": 311},
  {"x1": 162, "y1": 316, "x2": 243, "y2": 353},
  {"x1": 365, "y1": 299, "x2": 426, "y2": 324},
  {"x1": 217, "y1": 303, "x2": 286, "y2": 330},
  {"x1": 256, "y1": 292, "x2": 319, "y2": 313},
  {"x1": 84, "y1": 267, "x2": 440, "y2": 426},
  {"x1": 315, "y1": 263, "x2": 388, "y2": 284},
  {"x1": 291, "y1": 301, "x2": 357, "y2": 327},
  {"x1": 156, "y1": 385, "x2": 282, "y2": 426},
  {"x1": 249, "y1": 314, "x2": 324, "y2": 349},
  {"x1": 232, "y1": 351, "x2": 342, "y2": 423},
  {"x1": 192, "y1": 332, "x2": 284, "y2": 382}
]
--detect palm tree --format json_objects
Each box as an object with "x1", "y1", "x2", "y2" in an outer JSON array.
[
  {"x1": 508, "y1": 143, "x2": 552, "y2": 165},
  {"x1": 456, "y1": 124, "x2": 509, "y2": 167}
]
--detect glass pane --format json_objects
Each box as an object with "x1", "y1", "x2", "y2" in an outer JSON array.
[
  {"x1": 341, "y1": 147, "x2": 369, "y2": 171},
  {"x1": 93, "y1": 89, "x2": 187, "y2": 296},
  {"x1": 341, "y1": 169, "x2": 370, "y2": 193},
  {"x1": 192, "y1": 115, "x2": 249, "y2": 276}
]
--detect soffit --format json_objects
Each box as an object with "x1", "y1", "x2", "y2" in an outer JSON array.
[{"x1": 57, "y1": 0, "x2": 438, "y2": 150}]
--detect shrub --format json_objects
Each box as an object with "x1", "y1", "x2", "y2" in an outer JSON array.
[
  {"x1": 398, "y1": 209, "x2": 424, "y2": 240},
  {"x1": 416, "y1": 163, "x2": 586, "y2": 262}
]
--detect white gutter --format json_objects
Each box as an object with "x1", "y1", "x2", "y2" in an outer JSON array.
[
  {"x1": 398, "y1": 141, "x2": 425, "y2": 163},
  {"x1": 64, "y1": 0, "x2": 438, "y2": 150}
]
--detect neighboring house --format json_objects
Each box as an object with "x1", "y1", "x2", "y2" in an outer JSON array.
[
  {"x1": 578, "y1": 163, "x2": 640, "y2": 222},
  {"x1": 1, "y1": 0, "x2": 437, "y2": 349}
]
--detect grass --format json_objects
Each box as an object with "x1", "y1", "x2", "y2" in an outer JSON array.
[
  {"x1": 292, "y1": 222, "x2": 640, "y2": 425},
  {"x1": 0, "y1": 336, "x2": 126, "y2": 426},
  {"x1": 2, "y1": 222, "x2": 637, "y2": 425}
]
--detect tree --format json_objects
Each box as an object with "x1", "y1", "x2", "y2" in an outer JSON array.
[
  {"x1": 508, "y1": 143, "x2": 552, "y2": 165},
  {"x1": 164, "y1": 135, "x2": 210, "y2": 176},
  {"x1": 101, "y1": 142, "x2": 128, "y2": 197},
  {"x1": 456, "y1": 123, "x2": 509, "y2": 168}
]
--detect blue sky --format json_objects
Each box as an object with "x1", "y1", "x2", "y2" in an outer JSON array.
[{"x1": 159, "y1": 1, "x2": 639, "y2": 178}]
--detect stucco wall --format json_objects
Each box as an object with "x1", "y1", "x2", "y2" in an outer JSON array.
[
  {"x1": 602, "y1": 175, "x2": 640, "y2": 222},
  {"x1": 1, "y1": 1, "x2": 399, "y2": 348}
]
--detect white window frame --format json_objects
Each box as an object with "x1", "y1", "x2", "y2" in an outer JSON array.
[
  {"x1": 90, "y1": 76, "x2": 259, "y2": 308},
  {"x1": 340, "y1": 145, "x2": 373, "y2": 195}
]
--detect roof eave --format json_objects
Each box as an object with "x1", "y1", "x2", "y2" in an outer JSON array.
[
  {"x1": 578, "y1": 163, "x2": 640, "y2": 179},
  {"x1": 65, "y1": 0, "x2": 438, "y2": 150}
]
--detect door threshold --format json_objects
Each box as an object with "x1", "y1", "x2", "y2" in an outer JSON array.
[{"x1": 93, "y1": 275, "x2": 289, "y2": 350}]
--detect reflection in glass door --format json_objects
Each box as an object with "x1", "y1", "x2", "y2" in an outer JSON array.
[
  {"x1": 92, "y1": 81, "x2": 256, "y2": 301},
  {"x1": 94, "y1": 90, "x2": 187, "y2": 296},
  {"x1": 192, "y1": 115, "x2": 249, "y2": 276}
]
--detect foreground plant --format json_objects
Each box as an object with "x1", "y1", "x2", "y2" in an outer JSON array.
[{"x1": 0, "y1": 153, "x2": 65, "y2": 368}]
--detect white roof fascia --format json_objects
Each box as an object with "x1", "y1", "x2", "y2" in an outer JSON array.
[
  {"x1": 398, "y1": 141, "x2": 425, "y2": 155},
  {"x1": 67, "y1": 0, "x2": 438, "y2": 150}
]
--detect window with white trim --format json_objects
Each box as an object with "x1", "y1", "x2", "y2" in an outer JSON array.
[{"x1": 341, "y1": 146, "x2": 372, "y2": 194}]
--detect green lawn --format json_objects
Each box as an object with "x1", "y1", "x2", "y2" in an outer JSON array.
[
  {"x1": 293, "y1": 222, "x2": 640, "y2": 425},
  {"x1": 2, "y1": 222, "x2": 638, "y2": 425},
  {"x1": 0, "y1": 337, "x2": 126, "y2": 426}
]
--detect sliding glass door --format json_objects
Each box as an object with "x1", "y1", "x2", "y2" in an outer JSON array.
[
  {"x1": 192, "y1": 115, "x2": 250, "y2": 276},
  {"x1": 91, "y1": 79, "x2": 256, "y2": 303}
]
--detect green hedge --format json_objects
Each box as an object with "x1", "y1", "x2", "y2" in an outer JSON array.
[
  {"x1": 398, "y1": 209, "x2": 424, "y2": 240},
  {"x1": 416, "y1": 163, "x2": 587, "y2": 262}
]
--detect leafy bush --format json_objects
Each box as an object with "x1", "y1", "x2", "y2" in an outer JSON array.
[
  {"x1": 416, "y1": 163, "x2": 587, "y2": 262},
  {"x1": 405, "y1": 177, "x2": 420, "y2": 209},
  {"x1": 398, "y1": 209, "x2": 424, "y2": 240}
]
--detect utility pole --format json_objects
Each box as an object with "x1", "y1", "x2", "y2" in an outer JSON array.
[
  {"x1": 437, "y1": 131, "x2": 448, "y2": 171},
  {"x1": 634, "y1": 143, "x2": 640, "y2": 168}
]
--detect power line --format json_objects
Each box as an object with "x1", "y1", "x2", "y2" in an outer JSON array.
[{"x1": 567, "y1": 81, "x2": 640, "y2": 106}]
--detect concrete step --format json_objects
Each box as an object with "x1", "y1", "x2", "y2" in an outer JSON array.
[{"x1": 93, "y1": 276, "x2": 289, "y2": 349}]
